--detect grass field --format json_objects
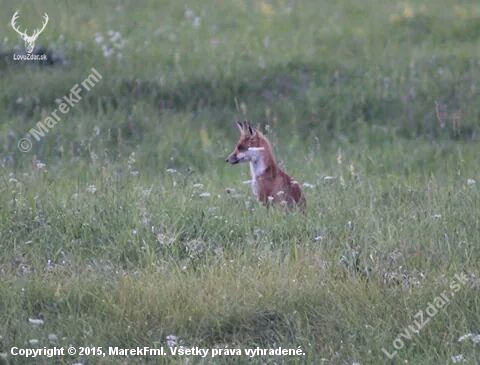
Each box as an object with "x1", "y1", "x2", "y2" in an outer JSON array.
[{"x1": 0, "y1": 0, "x2": 479, "y2": 364}]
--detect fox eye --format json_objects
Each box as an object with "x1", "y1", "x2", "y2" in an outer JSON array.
[{"x1": 238, "y1": 145, "x2": 247, "y2": 152}]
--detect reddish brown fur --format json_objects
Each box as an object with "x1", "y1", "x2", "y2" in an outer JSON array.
[{"x1": 226, "y1": 121, "x2": 306, "y2": 210}]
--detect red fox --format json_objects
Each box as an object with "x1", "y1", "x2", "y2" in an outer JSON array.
[{"x1": 225, "y1": 121, "x2": 306, "y2": 209}]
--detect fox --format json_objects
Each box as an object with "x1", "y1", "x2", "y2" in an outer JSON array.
[{"x1": 225, "y1": 121, "x2": 306, "y2": 210}]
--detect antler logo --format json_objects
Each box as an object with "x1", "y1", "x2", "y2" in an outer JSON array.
[{"x1": 11, "y1": 11, "x2": 49, "y2": 54}]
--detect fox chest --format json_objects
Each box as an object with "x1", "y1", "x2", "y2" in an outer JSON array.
[
  {"x1": 249, "y1": 161, "x2": 264, "y2": 198},
  {"x1": 249, "y1": 166, "x2": 259, "y2": 198}
]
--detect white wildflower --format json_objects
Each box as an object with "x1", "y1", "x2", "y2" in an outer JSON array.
[
  {"x1": 193, "y1": 183, "x2": 204, "y2": 189},
  {"x1": 184, "y1": 7, "x2": 195, "y2": 19},
  {"x1": 349, "y1": 164, "x2": 356, "y2": 175},
  {"x1": 110, "y1": 31, "x2": 121, "y2": 43},
  {"x1": 467, "y1": 179, "x2": 476, "y2": 185},
  {"x1": 36, "y1": 161, "x2": 46, "y2": 169},
  {"x1": 95, "y1": 33, "x2": 104, "y2": 44},
  {"x1": 28, "y1": 318, "x2": 44, "y2": 326},
  {"x1": 102, "y1": 45, "x2": 114, "y2": 58},
  {"x1": 166, "y1": 334, "x2": 177, "y2": 347},
  {"x1": 198, "y1": 192, "x2": 211, "y2": 198},
  {"x1": 459, "y1": 333, "x2": 480, "y2": 344},
  {"x1": 166, "y1": 168, "x2": 178, "y2": 174},
  {"x1": 323, "y1": 175, "x2": 337, "y2": 182},
  {"x1": 48, "y1": 333, "x2": 58, "y2": 343},
  {"x1": 302, "y1": 182, "x2": 315, "y2": 189},
  {"x1": 431, "y1": 214, "x2": 442, "y2": 219},
  {"x1": 86, "y1": 185, "x2": 97, "y2": 194},
  {"x1": 126, "y1": 152, "x2": 136, "y2": 165},
  {"x1": 336, "y1": 152, "x2": 343, "y2": 165},
  {"x1": 458, "y1": 333, "x2": 473, "y2": 342},
  {"x1": 156, "y1": 233, "x2": 174, "y2": 246},
  {"x1": 90, "y1": 152, "x2": 98, "y2": 162},
  {"x1": 451, "y1": 354, "x2": 464, "y2": 363},
  {"x1": 28, "y1": 339, "x2": 39, "y2": 346}
]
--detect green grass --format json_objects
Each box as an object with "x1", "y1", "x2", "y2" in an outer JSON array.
[{"x1": 0, "y1": 0, "x2": 479, "y2": 364}]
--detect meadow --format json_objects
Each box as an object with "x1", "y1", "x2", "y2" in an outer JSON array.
[{"x1": 0, "y1": 0, "x2": 479, "y2": 364}]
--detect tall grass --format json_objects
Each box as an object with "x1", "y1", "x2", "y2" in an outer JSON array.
[{"x1": 0, "y1": 0, "x2": 479, "y2": 364}]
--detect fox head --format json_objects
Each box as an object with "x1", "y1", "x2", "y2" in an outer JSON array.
[{"x1": 225, "y1": 121, "x2": 265, "y2": 165}]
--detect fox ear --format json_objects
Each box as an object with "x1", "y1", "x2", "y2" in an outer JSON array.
[
  {"x1": 245, "y1": 121, "x2": 256, "y2": 136},
  {"x1": 236, "y1": 121, "x2": 244, "y2": 133}
]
